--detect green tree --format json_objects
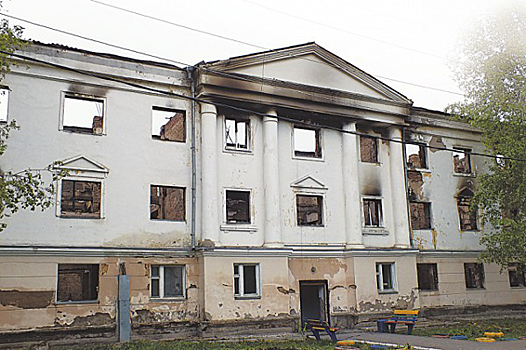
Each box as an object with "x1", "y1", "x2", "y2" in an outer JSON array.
[{"x1": 449, "y1": 5, "x2": 526, "y2": 267}]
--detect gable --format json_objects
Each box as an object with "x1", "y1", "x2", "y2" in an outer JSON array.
[
  {"x1": 291, "y1": 175, "x2": 327, "y2": 190},
  {"x1": 55, "y1": 155, "x2": 109, "y2": 174}
]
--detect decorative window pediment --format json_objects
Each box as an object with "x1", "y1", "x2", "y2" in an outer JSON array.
[
  {"x1": 54, "y1": 155, "x2": 109, "y2": 179},
  {"x1": 290, "y1": 175, "x2": 327, "y2": 191}
]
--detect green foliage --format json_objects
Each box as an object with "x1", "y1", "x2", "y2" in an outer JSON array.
[
  {"x1": 412, "y1": 318, "x2": 526, "y2": 340},
  {"x1": 448, "y1": 4, "x2": 526, "y2": 267}
]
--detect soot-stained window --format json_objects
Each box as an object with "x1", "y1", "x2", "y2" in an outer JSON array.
[
  {"x1": 152, "y1": 107, "x2": 186, "y2": 142},
  {"x1": 294, "y1": 126, "x2": 321, "y2": 158},
  {"x1": 62, "y1": 95, "x2": 104, "y2": 135},
  {"x1": 457, "y1": 189, "x2": 477, "y2": 231},
  {"x1": 453, "y1": 148, "x2": 472, "y2": 174},
  {"x1": 410, "y1": 202, "x2": 431, "y2": 230},
  {"x1": 363, "y1": 198, "x2": 383, "y2": 227},
  {"x1": 406, "y1": 143, "x2": 427, "y2": 169},
  {"x1": 360, "y1": 136, "x2": 378, "y2": 163},
  {"x1": 225, "y1": 117, "x2": 250, "y2": 151}
]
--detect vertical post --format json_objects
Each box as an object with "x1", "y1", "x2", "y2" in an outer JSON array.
[{"x1": 117, "y1": 275, "x2": 131, "y2": 342}]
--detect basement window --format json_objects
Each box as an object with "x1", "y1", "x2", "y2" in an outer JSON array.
[
  {"x1": 0, "y1": 87, "x2": 9, "y2": 122},
  {"x1": 296, "y1": 195, "x2": 323, "y2": 226},
  {"x1": 57, "y1": 264, "x2": 99, "y2": 302},
  {"x1": 508, "y1": 263, "x2": 526, "y2": 288},
  {"x1": 225, "y1": 117, "x2": 250, "y2": 151},
  {"x1": 234, "y1": 263, "x2": 260, "y2": 298},
  {"x1": 376, "y1": 262, "x2": 396, "y2": 292},
  {"x1": 417, "y1": 263, "x2": 439, "y2": 291},
  {"x1": 406, "y1": 143, "x2": 427, "y2": 169},
  {"x1": 464, "y1": 263, "x2": 485, "y2": 289},
  {"x1": 150, "y1": 185, "x2": 185, "y2": 221},
  {"x1": 410, "y1": 202, "x2": 431, "y2": 230},
  {"x1": 360, "y1": 135, "x2": 378, "y2": 163},
  {"x1": 150, "y1": 265, "x2": 185, "y2": 299},
  {"x1": 363, "y1": 198, "x2": 383, "y2": 227},
  {"x1": 226, "y1": 190, "x2": 251, "y2": 224},
  {"x1": 294, "y1": 126, "x2": 321, "y2": 158},
  {"x1": 453, "y1": 148, "x2": 472, "y2": 174},
  {"x1": 457, "y1": 189, "x2": 478, "y2": 231},
  {"x1": 152, "y1": 107, "x2": 186, "y2": 142},
  {"x1": 60, "y1": 180, "x2": 102, "y2": 218},
  {"x1": 62, "y1": 94, "x2": 105, "y2": 135}
]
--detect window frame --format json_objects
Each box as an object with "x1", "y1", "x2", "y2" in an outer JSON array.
[
  {"x1": 453, "y1": 147, "x2": 472, "y2": 174},
  {"x1": 150, "y1": 184, "x2": 186, "y2": 222},
  {"x1": 225, "y1": 188, "x2": 252, "y2": 224},
  {"x1": 508, "y1": 263, "x2": 526, "y2": 288},
  {"x1": 56, "y1": 264, "x2": 99, "y2": 304},
  {"x1": 457, "y1": 189, "x2": 478, "y2": 232},
  {"x1": 464, "y1": 262, "x2": 485, "y2": 289},
  {"x1": 0, "y1": 86, "x2": 10, "y2": 123},
  {"x1": 409, "y1": 201, "x2": 432, "y2": 230},
  {"x1": 293, "y1": 125, "x2": 322, "y2": 159},
  {"x1": 57, "y1": 178, "x2": 104, "y2": 219},
  {"x1": 417, "y1": 263, "x2": 439, "y2": 291},
  {"x1": 150, "y1": 265, "x2": 186, "y2": 300},
  {"x1": 224, "y1": 116, "x2": 251, "y2": 152},
  {"x1": 60, "y1": 92, "x2": 107, "y2": 135},
  {"x1": 360, "y1": 135, "x2": 379, "y2": 163},
  {"x1": 362, "y1": 197, "x2": 384, "y2": 228},
  {"x1": 376, "y1": 262, "x2": 397, "y2": 293},
  {"x1": 296, "y1": 194, "x2": 324, "y2": 227},
  {"x1": 405, "y1": 142, "x2": 428, "y2": 169},
  {"x1": 233, "y1": 263, "x2": 260, "y2": 299},
  {"x1": 151, "y1": 106, "x2": 186, "y2": 143}
]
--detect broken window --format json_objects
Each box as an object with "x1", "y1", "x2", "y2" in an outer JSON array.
[
  {"x1": 508, "y1": 263, "x2": 526, "y2": 288},
  {"x1": 152, "y1": 107, "x2": 186, "y2": 142},
  {"x1": 417, "y1": 263, "x2": 439, "y2": 291},
  {"x1": 464, "y1": 263, "x2": 485, "y2": 289},
  {"x1": 233, "y1": 263, "x2": 260, "y2": 297},
  {"x1": 294, "y1": 126, "x2": 321, "y2": 158},
  {"x1": 457, "y1": 189, "x2": 478, "y2": 231},
  {"x1": 406, "y1": 143, "x2": 427, "y2": 169},
  {"x1": 57, "y1": 264, "x2": 98, "y2": 302},
  {"x1": 453, "y1": 148, "x2": 472, "y2": 174},
  {"x1": 60, "y1": 180, "x2": 102, "y2": 218},
  {"x1": 0, "y1": 88, "x2": 9, "y2": 122},
  {"x1": 150, "y1": 185, "x2": 185, "y2": 221},
  {"x1": 297, "y1": 195, "x2": 323, "y2": 226},
  {"x1": 410, "y1": 202, "x2": 431, "y2": 230},
  {"x1": 363, "y1": 198, "x2": 383, "y2": 227},
  {"x1": 226, "y1": 190, "x2": 250, "y2": 224},
  {"x1": 150, "y1": 265, "x2": 185, "y2": 298},
  {"x1": 360, "y1": 135, "x2": 378, "y2": 163},
  {"x1": 225, "y1": 117, "x2": 250, "y2": 151},
  {"x1": 376, "y1": 262, "x2": 395, "y2": 292},
  {"x1": 62, "y1": 95, "x2": 105, "y2": 135}
]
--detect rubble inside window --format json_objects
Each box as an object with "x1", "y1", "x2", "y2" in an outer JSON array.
[
  {"x1": 410, "y1": 202, "x2": 431, "y2": 229},
  {"x1": 296, "y1": 195, "x2": 323, "y2": 226},
  {"x1": 152, "y1": 107, "x2": 186, "y2": 142},
  {"x1": 453, "y1": 148, "x2": 472, "y2": 173},
  {"x1": 363, "y1": 198, "x2": 383, "y2": 227},
  {"x1": 406, "y1": 143, "x2": 427, "y2": 169},
  {"x1": 0, "y1": 87, "x2": 9, "y2": 122},
  {"x1": 150, "y1": 185, "x2": 185, "y2": 221},
  {"x1": 57, "y1": 264, "x2": 99, "y2": 302},
  {"x1": 508, "y1": 263, "x2": 526, "y2": 288},
  {"x1": 294, "y1": 126, "x2": 321, "y2": 158},
  {"x1": 360, "y1": 136, "x2": 378, "y2": 163},
  {"x1": 464, "y1": 263, "x2": 485, "y2": 289},
  {"x1": 225, "y1": 117, "x2": 249, "y2": 150},
  {"x1": 226, "y1": 190, "x2": 250, "y2": 223},
  {"x1": 457, "y1": 189, "x2": 477, "y2": 231},
  {"x1": 63, "y1": 95, "x2": 104, "y2": 135},
  {"x1": 417, "y1": 263, "x2": 438, "y2": 291},
  {"x1": 60, "y1": 180, "x2": 102, "y2": 218}
]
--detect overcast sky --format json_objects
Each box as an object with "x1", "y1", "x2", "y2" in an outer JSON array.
[{"x1": 2, "y1": 0, "x2": 521, "y2": 110}]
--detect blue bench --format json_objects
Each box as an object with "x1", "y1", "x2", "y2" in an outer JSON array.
[
  {"x1": 377, "y1": 310, "x2": 419, "y2": 335},
  {"x1": 306, "y1": 319, "x2": 338, "y2": 343}
]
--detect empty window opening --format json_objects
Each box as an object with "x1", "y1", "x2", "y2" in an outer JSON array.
[
  {"x1": 376, "y1": 262, "x2": 395, "y2": 292},
  {"x1": 464, "y1": 263, "x2": 485, "y2": 289},
  {"x1": 225, "y1": 117, "x2": 249, "y2": 150},
  {"x1": 234, "y1": 263, "x2": 259, "y2": 297},
  {"x1": 417, "y1": 263, "x2": 438, "y2": 291},
  {"x1": 63, "y1": 95, "x2": 104, "y2": 135},
  {"x1": 360, "y1": 136, "x2": 378, "y2": 163},
  {"x1": 57, "y1": 264, "x2": 98, "y2": 302},
  {"x1": 152, "y1": 107, "x2": 186, "y2": 142},
  {"x1": 453, "y1": 148, "x2": 472, "y2": 174},
  {"x1": 226, "y1": 190, "x2": 250, "y2": 224},
  {"x1": 0, "y1": 88, "x2": 9, "y2": 122},
  {"x1": 363, "y1": 198, "x2": 383, "y2": 227},
  {"x1": 61, "y1": 180, "x2": 101, "y2": 218},
  {"x1": 150, "y1": 185, "x2": 185, "y2": 221},
  {"x1": 406, "y1": 143, "x2": 427, "y2": 169},
  {"x1": 508, "y1": 263, "x2": 526, "y2": 288},
  {"x1": 297, "y1": 195, "x2": 323, "y2": 226},
  {"x1": 294, "y1": 126, "x2": 321, "y2": 158},
  {"x1": 457, "y1": 189, "x2": 477, "y2": 231},
  {"x1": 150, "y1": 265, "x2": 185, "y2": 298},
  {"x1": 410, "y1": 202, "x2": 431, "y2": 230}
]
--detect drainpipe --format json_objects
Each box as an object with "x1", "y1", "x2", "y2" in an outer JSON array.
[
  {"x1": 186, "y1": 66, "x2": 197, "y2": 250},
  {"x1": 401, "y1": 127, "x2": 414, "y2": 248}
]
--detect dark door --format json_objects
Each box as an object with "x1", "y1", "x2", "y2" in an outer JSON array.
[{"x1": 300, "y1": 280, "x2": 329, "y2": 326}]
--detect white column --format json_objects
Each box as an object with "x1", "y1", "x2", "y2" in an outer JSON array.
[
  {"x1": 342, "y1": 122, "x2": 364, "y2": 248},
  {"x1": 201, "y1": 102, "x2": 220, "y2": 244},
  {"x1": 388, "y1": 126, "x2": 411, "y2": 248},
  {"x1": 263, "y1": 109, "x2": 283, "y2": 247}
]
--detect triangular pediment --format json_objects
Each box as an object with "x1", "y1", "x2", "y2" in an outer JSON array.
[
  {"x1": 291, "y1": 175, "x2": 327, "y2": 190},
  {"x1": 203, "y1": 43, "x2": 410, "y2": 103},
  {"x1": 55, "y1": 155, "x2": 109, "y2": 173}
]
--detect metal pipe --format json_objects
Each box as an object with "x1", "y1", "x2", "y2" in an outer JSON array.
[{"x1": 187, "y1": 66, "x2": 197, "y2": 250}]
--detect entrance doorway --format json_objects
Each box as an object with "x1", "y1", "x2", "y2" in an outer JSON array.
[{"x1": 299, "y1": 280, "x2": 329, "y2": 326}]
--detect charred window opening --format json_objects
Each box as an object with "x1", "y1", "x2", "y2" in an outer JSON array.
[
  {"x1": 60, "y1": 180, "x2": 101, "y2": 218},
  {"x1": 417, "y1": 263, "x2": 438, "y2": 291},
  {"x1": 410, "y1": 202, "x2": 431, "y2": 229},
  {"x1": 453, "y1": 148, "x2": 472, "y2": 174},
  {"x1": 297, "y1": 195, "x2": 323, "y2": 226},
  {"x1": 294, "y1": 126, "x2": 321, "y2": 158},
  {"x1": 457, "y1": 189, "x2": 477, "y2": 231},
  {"x1": 57, "y1": 264, "x2": 98, "y2": 302},
  {"x1": 63, "y1": 95, "x2": 104, "y2": 135},
  {"x1": 225, "y1": 117, "x2": 250, "y2": 150},
  {"x1": 360, "y1": 135, "x2": 378, "y2": 163},
  {"x1": 406, "y1": 143, "x2": 427, "y2": 169},
  {"x1": 226, "y1": 190, "x2": 250, "y2": 224},
  {"x1": 508, "y1": 263, "x2": 526, "y2": 288},
  {"x1": 464, "y1": 263, "x2": 485, "y2": 289},
  {"x1": 150, "y1": 265, "x2": 185, "y2": 298},
  {"x1": 150, "y1": 185, "x2": 185, "y2": 221},
  {"x1": 363, "y1": 198, "x2": 383, "y2": 227},
  {"x1": 0, "y1": 88, "x2": 9, "y2": 122},
  {"x1": 152, "y1": 107, "x2": 186, "y2": 142},
  {"x1": 233, "y1": 263, "x2": 259, "y2": 297},
  {"x1": 376, "y1": 262, "x2": 395, "y2": 292}
]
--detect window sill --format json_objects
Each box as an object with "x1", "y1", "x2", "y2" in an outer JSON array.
[
  {"x1": 151, "y1": 136, "x2": 186, "y2": 143},
  {"x1": 363, "y1": 228, "x2": 389, "y2": 235},
  {"x1": 510, "y1": 286, "x2": 526, "y2": 289},
  {"x1": 59, "y1": 215, "x2": 103, "y2": 220},
  {"x1": 234, "y1": 295, "x2": 261, "y2": 300},
  {"x1": 378, "y1": 290, "x2": 398, "y2": 295},
  {"x1": 224, "y1": 147, "x2": 252, "y2": 155},
  {"x1": 360, "y1": 161, "x2": 381, "y2": 166},
  {"x1": 418, "y1": 289, "x2": 439, "y2": 293},
  {"x1": 150, "y1": 297, "x2": 186, "y2": 302},
  {"x1": 292, "y1": 154, "x2": 324, "y2": 162},
  {"x1": 220, "y1": 224, "x2": 258, "y2": 233},
  {"x1": 453, "y1": 172, "x2": 476, "y2": 178},
  {"x1": 466, "y1": 287, "x2": 485, "y2": 291},
  {"x1": 56, "y1": 300, "x2": 99, "y2": 305},
  {"x1": 407, "y1": 167, "x2": 430, "y2": 172}
]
